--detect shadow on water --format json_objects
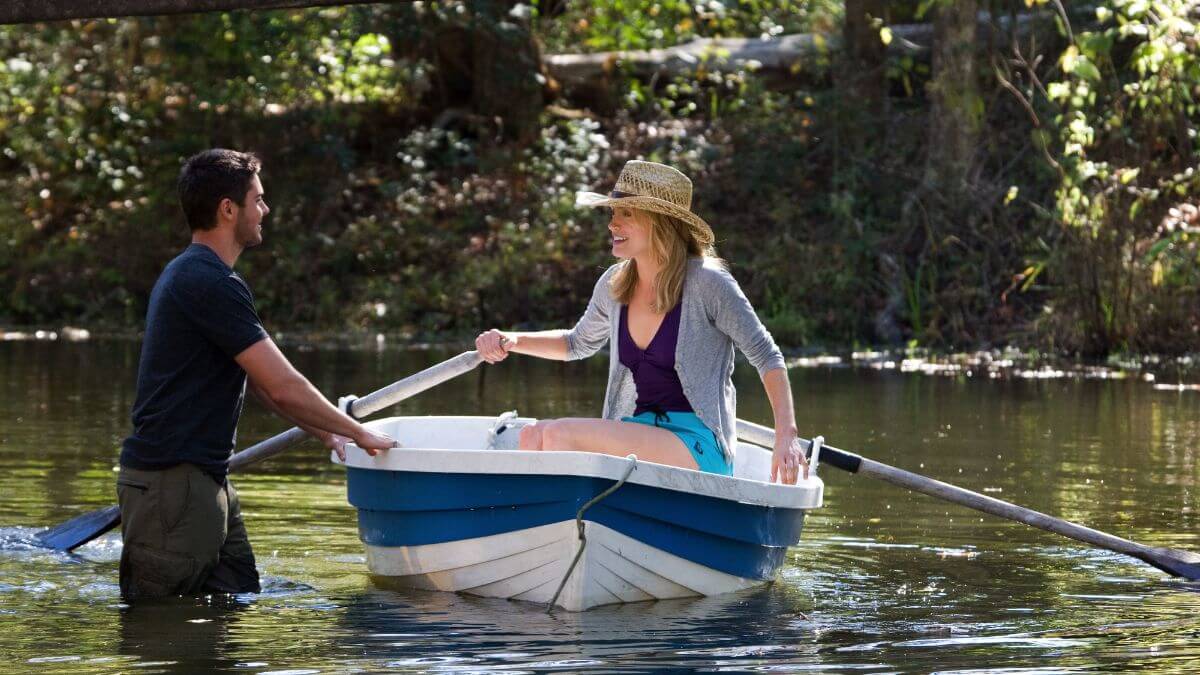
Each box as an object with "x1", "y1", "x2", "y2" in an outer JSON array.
[
  {"x1": 116, "y1": 595, "x2": 251, "y2": 673},
  {"x1": 339, "y1": 582, "x2": 822, "y2": 671}
]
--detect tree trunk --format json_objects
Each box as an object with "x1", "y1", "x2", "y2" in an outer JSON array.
[
  {"x1": 839, "y1": 0, "x2": 890, "y2": 112},
  {"x1": 925, "y1": 0, "x2": 981, "y2": 192},
  {"x1": 468, "y1": 0, "x2": 544, "y2": 145}
]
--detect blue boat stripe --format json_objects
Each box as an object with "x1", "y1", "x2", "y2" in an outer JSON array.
[
  {"x1": 347, "y1": 469, "x2": 806, "y2": 546},
  {"x1": 347, "y1": 468, "x2": 805, "y2": 581}
]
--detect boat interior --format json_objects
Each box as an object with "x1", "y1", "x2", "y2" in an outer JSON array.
[{"x1": 362, "y1": 413, "x2": 778, "y2": 483}]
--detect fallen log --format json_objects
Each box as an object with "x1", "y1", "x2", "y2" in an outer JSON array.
[
  {"x1": 545, "y1": 14, "x2": 1041, "y2": 90},
  {"x1": 546, "y1": 26, "x2": 920, "y2": 89}
]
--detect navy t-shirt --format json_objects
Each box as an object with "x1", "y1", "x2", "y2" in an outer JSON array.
[{"x1": 120, "y1": 244, "x2": 268, "y2": 479}]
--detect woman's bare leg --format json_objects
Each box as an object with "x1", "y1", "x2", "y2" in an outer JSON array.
[{"x1": 518, "y1": 417, "x2": 699, "y2": 470}]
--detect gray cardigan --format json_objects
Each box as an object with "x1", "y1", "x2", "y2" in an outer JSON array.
[{"x1": 564, "y1": 257, "x2": 786, "y2": 461}]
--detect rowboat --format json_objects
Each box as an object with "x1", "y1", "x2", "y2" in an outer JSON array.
[{"x1": 333, "y1": 414, "x2": 824, "y2": 612}]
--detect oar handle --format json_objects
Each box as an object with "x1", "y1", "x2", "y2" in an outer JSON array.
[
  {"x1": 347, "y1": 350, "x2": 484, "y2": 420},
  {"x1": 736, "y1": 419, "x2": 863, "y2": 473},
  {"x1": 735, "y1": 418, "x2": 1200, "y2": 578},
  {"x1": 228, "y1": 350, "x2": 483, "y2": 473}
]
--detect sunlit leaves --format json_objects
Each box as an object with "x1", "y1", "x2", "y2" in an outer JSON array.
[
  {"x1": 534, "y1": 0, "x2": 838, "y2": 53},
  {"x1": 1045, "y1": 0, "x2": 1200, "y2": 348}
]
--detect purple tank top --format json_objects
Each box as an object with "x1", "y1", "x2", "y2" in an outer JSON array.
[{"x1": 618, "y1": 301, "x2": 693, "y2": 415}]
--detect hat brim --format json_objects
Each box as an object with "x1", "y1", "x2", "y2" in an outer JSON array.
[{"x1": 575, "y1": 191, "x2": 715, "y2": 246}]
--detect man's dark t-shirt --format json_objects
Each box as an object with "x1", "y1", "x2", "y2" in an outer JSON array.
[{"x1": 120, "y1": 244, "x2": 268, "y2": 479}]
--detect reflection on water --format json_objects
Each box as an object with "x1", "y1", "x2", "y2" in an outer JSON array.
[{"x1": 1, "y1": 339, "x2": 1199, "y2": 672}]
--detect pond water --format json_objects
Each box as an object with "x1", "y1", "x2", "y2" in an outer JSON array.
[{"x1": 1, "y1": 339, "x2": 1198, "y2": 673}]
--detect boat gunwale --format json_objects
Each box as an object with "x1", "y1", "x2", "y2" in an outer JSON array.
[{"x1": 334, "y1": 415, "x2": 824, "y2": 510}]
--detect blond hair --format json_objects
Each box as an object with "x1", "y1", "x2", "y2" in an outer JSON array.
[{"x1": 610, "y1": 209, "x2": 718, "y2": 313}]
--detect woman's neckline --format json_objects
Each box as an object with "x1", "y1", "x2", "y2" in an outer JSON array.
[{"x1": 622, "y1": 301, "x2": 680, "y2": 352}]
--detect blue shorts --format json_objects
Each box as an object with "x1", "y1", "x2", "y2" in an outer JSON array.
[{"x1": 620, "y1": 410, "x2": 731, "y2": 475}]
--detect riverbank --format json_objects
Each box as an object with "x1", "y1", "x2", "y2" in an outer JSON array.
[
  {"x1": 5, "y1": 6, "x2": 1199, "y2": 357},
  {"x1": 6, "y1": 324, "x2": 1199, "y2": 389}
]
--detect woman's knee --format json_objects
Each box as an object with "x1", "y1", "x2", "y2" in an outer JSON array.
[
  {"x1": 539, "y1": 420, "x2": 575, "y2": 450},
  {"x1": 518, "y1": 423, "x2": 544, "y2": 450}
]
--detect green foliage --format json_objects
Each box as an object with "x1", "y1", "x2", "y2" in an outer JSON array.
[
  {"x1": 535, "y1": 0, "x2": 841, "y2": 52},
  {"x1": 1044, "y1": 0, "x2": 1200, "y2": 354},
  {"x1": 0, "y1": 6, "x2": 425, "y2": 322},
  {"x1": 0, "y1": 1, "x2": 1196, "y2": 357}
]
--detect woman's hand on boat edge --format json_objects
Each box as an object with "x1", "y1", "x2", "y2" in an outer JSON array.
[
  {"x1": 476, "y1": 329, "x2": 515, "y2": 363},
  {"x1": 771, "y1": 430, "x2": 810, "y2": 484}
]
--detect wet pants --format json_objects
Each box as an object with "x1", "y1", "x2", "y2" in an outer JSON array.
[{"x1": 116, "y1": 463, "x2": 260, "y2": 600}]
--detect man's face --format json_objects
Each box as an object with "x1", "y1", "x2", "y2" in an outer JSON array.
[{"x1": 234, "y1": 175, "x2": 269, "y2": 248}]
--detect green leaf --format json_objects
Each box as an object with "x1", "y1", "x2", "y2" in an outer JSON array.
[
  {"x1": 1074, "y1": 56, "x2": 1102, "y2": 82},
  {"x1": 1145, "y1": 238, "x2": 1172, "y2": 261}
]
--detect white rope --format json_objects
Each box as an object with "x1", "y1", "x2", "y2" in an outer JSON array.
[
  {"x1": 485, "y1": 410, "x2": 520, "y2": 450},
  {"x1": 546, "y1": 454, "x2": 638, "y2": 612}
]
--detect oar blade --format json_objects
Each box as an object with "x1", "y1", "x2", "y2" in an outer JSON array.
[
  {"x1": 1141, "y1": 546, "x2": 1200, "y2": 581},
  {"x1": 37, "y1": 505, "x2": 121, "y2": 552}
]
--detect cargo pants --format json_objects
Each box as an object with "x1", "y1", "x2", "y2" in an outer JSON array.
[{"x1": 116, "y1": 463, "x2": 261, "y2": 600}]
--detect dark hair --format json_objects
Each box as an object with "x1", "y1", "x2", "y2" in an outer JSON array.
[{"x1": 177, "y1": 149, "x2": 262, "y2": 231}]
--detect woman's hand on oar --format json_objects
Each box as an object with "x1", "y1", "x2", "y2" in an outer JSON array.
[{"x1": 476, "y1": 330, "x2": 515, "y2": 363}]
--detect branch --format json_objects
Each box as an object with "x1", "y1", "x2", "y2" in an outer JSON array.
[{"x1": 0, "y1": 0, "x2": 408, "y2": 24}]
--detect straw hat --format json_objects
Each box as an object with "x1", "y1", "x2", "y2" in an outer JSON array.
[{"x1": 576, "y1": 161, "x2": 715, "y2": 247}]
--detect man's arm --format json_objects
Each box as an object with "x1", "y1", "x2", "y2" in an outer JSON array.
[
  {"x1": 235, "y1": 338, "x2": 395, "y2": 455},
  {"x1": 246, "y1": 378, "x2": 347, "y2": 452}
]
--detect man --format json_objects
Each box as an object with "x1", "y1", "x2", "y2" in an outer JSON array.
[{"x1": 117, "y1": 149, "x2": 396, "y2": 599}]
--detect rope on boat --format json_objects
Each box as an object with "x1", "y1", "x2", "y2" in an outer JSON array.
[
  {"x1": 546, "y1": 454, "x2": 639, "y2": 612},
  {"x1": 485, "y1": 410, "x2": 520, "y2": 450}
]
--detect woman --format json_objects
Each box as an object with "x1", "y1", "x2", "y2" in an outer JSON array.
[{"x1": 475, "y1": 160, "x2": 809, "y2": 484}]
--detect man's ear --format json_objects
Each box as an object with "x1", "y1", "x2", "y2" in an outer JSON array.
[{"x1": 217, "y1": 197, "x2": 236, "y2": 222}]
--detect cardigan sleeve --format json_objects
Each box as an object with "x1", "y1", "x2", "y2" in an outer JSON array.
[
  {"x1": 564, "y1": 264, "x2": 619, "y2": 360},
  {"x1": 706, "y1": 263, "x2": 786, "y2": 376}
]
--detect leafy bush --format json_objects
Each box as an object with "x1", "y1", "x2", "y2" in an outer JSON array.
[
  {"x1": 1, "y1": 1, "x2": 1196, "y2": 358},
  {"x1": 1043, "y1": 0, "x2": 1200, "y2": 354}
]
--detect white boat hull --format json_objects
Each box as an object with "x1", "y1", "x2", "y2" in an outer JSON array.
[
  {"x1": 365, "y1": 520, "x2": 762, "y2": 611},
  {"x1": 336, "y1": 416, "x2": 823, "y2": 612}
]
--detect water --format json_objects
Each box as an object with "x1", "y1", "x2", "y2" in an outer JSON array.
[{"x1": 1, "y1": 339, "x2": 1199, "y2": 673}]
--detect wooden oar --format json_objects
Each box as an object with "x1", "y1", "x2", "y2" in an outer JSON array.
[
  {"x1": 37, "y1": 350, "x2": 485, "y2": 552},
  {"x1": 736, "y1": 419, "x2": 1200, "y2": 580}
]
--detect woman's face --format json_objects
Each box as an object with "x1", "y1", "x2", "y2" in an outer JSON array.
[{"x1": 608, "y1": 206, "x2": 652, "y2": 260}]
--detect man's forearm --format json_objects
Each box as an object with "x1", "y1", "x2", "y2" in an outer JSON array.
[
  {"x1": 259, "y1": 378, "x2": 366, "y2": 440},
  {"x1": 249, "y1": 381, "x2": 333, "y2": 442}
]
